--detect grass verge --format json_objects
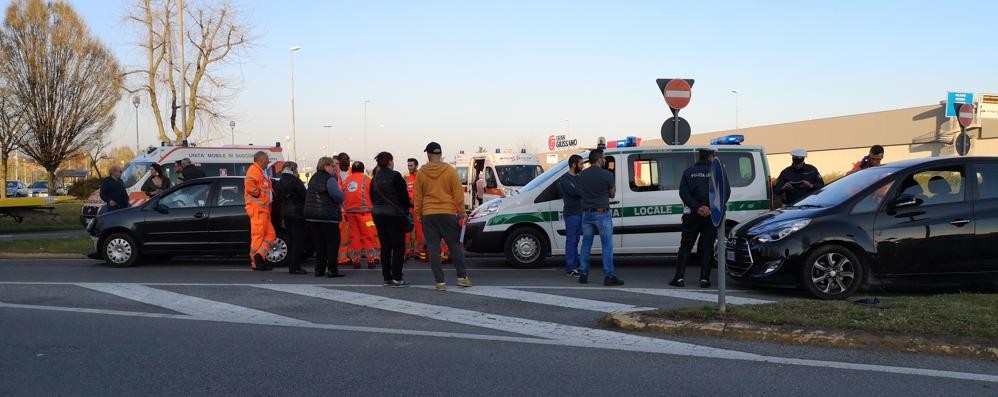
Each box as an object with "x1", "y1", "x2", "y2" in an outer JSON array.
[
  {"x1": 0, "y1": 236, "x2": 92, "y2": 254},
  {"x1": 0, "y1": 200, "x2": 84, "y2": 233}
]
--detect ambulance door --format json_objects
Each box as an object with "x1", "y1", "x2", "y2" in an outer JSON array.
[{"x1": 619, "y1": 152, "x2": 693, "y2": 253}]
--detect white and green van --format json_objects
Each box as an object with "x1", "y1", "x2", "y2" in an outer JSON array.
[{"x1": 463, "y1": 143, "x2": 773, "y2": 267}]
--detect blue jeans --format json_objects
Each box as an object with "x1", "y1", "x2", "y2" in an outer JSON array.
[
  {"x1": 564, "y1": 214, "x2": 582, "y2": 272},
  {"x1": 579, "y1": 211, "x2": 614, "y2": 278}
]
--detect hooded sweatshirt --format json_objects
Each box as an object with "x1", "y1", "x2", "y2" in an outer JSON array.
[{"x1": 414, "y1": 161, "x2": 464, "y2": 217}]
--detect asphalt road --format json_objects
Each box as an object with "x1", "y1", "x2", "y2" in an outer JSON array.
[{"x1": 1, "y1": 256, "x2": 996, "y2": 396}]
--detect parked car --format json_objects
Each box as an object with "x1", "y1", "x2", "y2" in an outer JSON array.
[
  {"x1": 27, "y1": 181, "x2": 49, "y2": 197},
  {"x1": 5, "y1": 180, "x2": 28, "y2": 197},
  {"x1": 87, "y1": 176, "x2": 307, "y2": 267},
  {"x1": 727, "y1": 156, "x2": 998, "y2": 299}
]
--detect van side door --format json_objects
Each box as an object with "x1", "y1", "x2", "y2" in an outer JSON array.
[{"x1": 619, "y1": 151, "x2": 693, "y2": 253}]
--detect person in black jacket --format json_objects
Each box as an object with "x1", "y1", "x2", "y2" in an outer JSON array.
[
  {"x1": 371, "y1": 152, "x2": 413, "y2": 287},
  {"x1": 670, "y1": 148, "x2": 730, "y2": 289},
  {"x1": 180, "y1": 158, "x2": 206, "y2": 181},
  {"x1": 773, "y1": 149, "x2": 824, "y2": 206},
  {"x1": 305, "y1": 156, "x2": 346, "y2": 278},
  {"x1": 99, "y1": 166, "x2": 130, "y2": 213},
  {"x1": 277, "y1": 162, "x2": 308, "y2": 275}
]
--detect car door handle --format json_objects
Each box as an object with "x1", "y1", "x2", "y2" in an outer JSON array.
[
  {"x1": 194, "y1": 212, "x2": 206, "y2": 219},
  {"x1": 950, "y1": 219, "x2": 971, "y2": 227}
]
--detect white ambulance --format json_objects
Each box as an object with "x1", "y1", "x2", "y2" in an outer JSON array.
[
  {"x1": 80, "y1": 142, "x2": 285, "y2": 224},
  {"x1": 462, "y1": 137, "x2": 774, "y2": 267},
  {"x1": 453, "y1": 149, "x2": 544, "y2": 211}
]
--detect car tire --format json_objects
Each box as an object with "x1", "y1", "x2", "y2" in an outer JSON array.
[
  {"x1": 101, "y1": 232, "x2": 140, "y2": 268},
  {"x1": 504, "y1": 227, "x2": 548, "y2": 269},
  {"x1": 800, "y1": 245, "x2": 865, "y2": 300},
  {"x1": 267, "y1": 234, "x2": 290, "y2": 267}
]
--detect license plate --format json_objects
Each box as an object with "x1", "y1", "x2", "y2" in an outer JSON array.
[{"x1": 726, "y1": 251, "x2": 736, "y2": 262}]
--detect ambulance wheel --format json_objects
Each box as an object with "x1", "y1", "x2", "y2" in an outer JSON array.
[
  {"x1": 505, "y1": 227, "x2": 548, "y2": 268},
  {"x1": 101, "y1": 232, "x2": 140, "y2": 268}
]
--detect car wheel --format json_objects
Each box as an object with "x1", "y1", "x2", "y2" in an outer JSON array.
[
  {"x1": 102, "y1": 232, "x2": 140, "y2": 268},
  {"x1": 800, "y1": 245, "x2": 864, "y2": 300},
  {"x1": 504, "y1": 227, "x2": 547, "y2": 268},
  {"x1": 267, "y1": 235, "x2": 290, "y2": 267}
]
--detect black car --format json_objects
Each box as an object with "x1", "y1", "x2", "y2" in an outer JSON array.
[
  {"x1": 87, "y1": 176, "x2": 302, "y2": 267},
  {"x1": 727, "y1": 156, "x2": 998, "y2": 299}
]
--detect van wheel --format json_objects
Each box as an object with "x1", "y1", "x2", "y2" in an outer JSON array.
[
  {"x1": 505, "y1": 227, "x2": 547, "y2": 268},
  {"x1": 800, "y1": 245, "x2": 864, "y2": 300},
  {"x1": 102, "y1": 232, "x2": 140, "y2": 268}
]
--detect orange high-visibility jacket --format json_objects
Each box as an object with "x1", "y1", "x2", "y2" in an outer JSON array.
[
  {"x1": 343, "y1": 172, "x2": 372, "y2": 213},
  {"x1": 406, "y1": 173, "x2": 417, "y2": 200},
  {"x1": 244, "y1": 163, "x2": 272, "y2": 210}
]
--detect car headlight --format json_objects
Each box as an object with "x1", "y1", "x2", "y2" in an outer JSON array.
[
  {"x1": 751, "y1": 219, "x2": 811, "y2": 243},
  {"x1": 503, "y1": 187, "x2": 519, "y2": 196},
  {"x1": 471, "y1": 200, "x2": 501, "y2": 219}
]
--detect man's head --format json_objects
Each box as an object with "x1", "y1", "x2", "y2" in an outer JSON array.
[
  {"x1": 281, "y1": 161, "x2": 298, "y2": 174},
  {"x1": 588, "y1": 150, "x2": 605, "y2": 168},
  {"x1": 790, "y1": 149, "x2": 807, "y2": 169},
  {"x1": 317, "y1": 156, "x2": 335, "y2": 175},
  {"x1": 424, "y1": 142, "x2": 442, "y2": 162},
  {"x1": 181, "y1": 158, "x2": 193, "y2": 168},
  {"x1": 867, "y1": 145, "x2": 884, "y2": 167},
  {"x1": 337, "y1": 153, "x2": 350, "y2": 171},
  {"x1": 375, "y1": 152, "x2": 394, "y2": 171},
  {"x1": 351, "y1": 161, "x2": 365, "y2": 173},
  {"x1": 697, "y1": 148, "x2": 716, "y2": 163},
  {"x1": 253, "y1": 151, "x2": 269, "y2": 168},
  {"x1": 109, "y1": 166, "x2": 123, "y2": 179},
  {"x1": 568, "y1": 154, "x2": 583, "y2": 174},
  {"x1": 407, "y1": 158, "x2": 419, "y2": 174}
]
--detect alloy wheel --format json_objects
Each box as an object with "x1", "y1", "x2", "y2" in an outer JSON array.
[{"x1": 810, "y1": 252, "x2": 856, "y2": 295}]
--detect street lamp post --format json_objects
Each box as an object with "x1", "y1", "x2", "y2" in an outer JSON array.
[
  {"x1": 132, "y1": 96, "x2": 140, "y2": 153},
  {"x1": 229, "y1": 120, "x2": 236, "y2": 145},
  {"x1": 564, "y1": 119, "x2": 570, "y2": 135},
  {"x1": 289, "y1": 46, "x2": 301, "y2": 162},
  {"x1": 731, "y1": 90, "x2": 740, "y2": 134},
  {"x1": 363, "y1": 98, "x2": 371, "y2": 159},
  {"x1": 322, "y1": 124, "x2": 332, "y2": 156}
]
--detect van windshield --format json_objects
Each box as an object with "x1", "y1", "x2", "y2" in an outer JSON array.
[
  {"x1": 520, "y1": 162, "x2": 566, "y2": 194},
  {"x1": 793, "y1": 167, "x2": 897, "y2": 208},
  {"x1": 496, "y1": 165, "x2": 544, "y2": 187},
  {"x1": 121, "y1": 162, "x2": 152, "y2": 188}
]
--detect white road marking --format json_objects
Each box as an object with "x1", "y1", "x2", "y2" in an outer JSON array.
[
  {"x1": 432, "y1": 286, "x2": 655, "y2": 313},
  {"x1": 621, "y1": 287, "x2": 774, "y2": 305},
  {"x1": 665, "y1": 90, "x2": 691, "y2": 98},
  {"x1": 77, "y1": 283, "x2": 310, "y2": 326}
]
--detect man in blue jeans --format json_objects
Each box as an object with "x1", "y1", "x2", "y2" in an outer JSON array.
[
  {"x1": 577, "y1": 150, "x2": 624, "y2": 286},
  {"x1": 557, "y1": 155, "x2": 584, "y2": 277}
]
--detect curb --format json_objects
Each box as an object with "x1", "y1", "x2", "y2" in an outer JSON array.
[{"x1": 604, "y1": 312, "x2": 998, "y2": 360}]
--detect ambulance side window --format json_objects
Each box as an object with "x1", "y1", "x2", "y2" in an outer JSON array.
[
  {"x1": 485, "y1": 167, "x2": 497, "y2": 189},
  {"x1": 628, "y1": 153, "x2": 693, "y2": 192},
  {"x1": 456, "y1": 168, "x2": 468, "y2": 185}
]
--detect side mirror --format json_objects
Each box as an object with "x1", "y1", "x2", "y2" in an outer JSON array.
[
  {"x1": 153, "y1": 201, "x2": 168, "y2": 214},
  {"x1": 891, "y1": 194, "x2": 922, "y2": 209}
]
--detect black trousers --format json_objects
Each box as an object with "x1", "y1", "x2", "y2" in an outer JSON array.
[
  {"x1": 373, "y1": 215, "x2": 406, "y2": 282},
  {"x1": 309, "y1": 221, "x2": 342, "y2": 275},
  {"x1": 285, "y1": 217, "x2": 307, "y2": 272},
  {"x1": 674, "y1": 214, "x2": 717, "y2": 281}
]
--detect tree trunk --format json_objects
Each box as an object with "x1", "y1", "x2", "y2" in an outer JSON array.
[
  {"x1": 46, "y1": 168, "x2": 57, "y2": 195},
  {"x1": 0, "y1": 152, "x2": 8, "y2": 199}
]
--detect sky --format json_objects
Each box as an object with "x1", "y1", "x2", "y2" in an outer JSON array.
[{"x1": 59, "y1": 0, "x2": 998, "y2": 168}]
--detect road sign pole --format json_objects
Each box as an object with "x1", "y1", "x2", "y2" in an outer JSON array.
[
  {"x1": 671, "y1": 108, "x2": 679, "y2": 145},
  {"x1": 717, "y1": 215, "x2": 726, "y2": 314}
]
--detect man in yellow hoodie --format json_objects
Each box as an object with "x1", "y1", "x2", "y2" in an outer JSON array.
[{"x1": 414, "y1": 142, "x2": 472, "y2": 291}]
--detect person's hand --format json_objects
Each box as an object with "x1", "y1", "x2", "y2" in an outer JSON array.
[
  {"x1": 801, "y1": 180, "x2": 813, "y2": 189},
  {"x1": 697, "y1": 206, "x2": 710, "y2": 217},
  {"x1": 782, "y1": 182, "x2": 793, "y2": 191}
]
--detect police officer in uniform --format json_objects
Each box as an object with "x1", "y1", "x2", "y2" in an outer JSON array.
[
  {"x1": 670, "y1": 148, "x2": 729, "y2": 288},
  {"x1": 773, "y1": 149, "x2": 824, "y2": 206}
]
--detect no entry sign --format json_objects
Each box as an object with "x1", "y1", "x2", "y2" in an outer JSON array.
[
  {"x1": 663, "y1": 79, "x2": 692, "y2": 110},
  {"x1": 958, "y1": 104, "x2": 975, "y2": 128}
]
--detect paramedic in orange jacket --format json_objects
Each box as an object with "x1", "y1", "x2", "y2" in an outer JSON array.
[
  {"x1": 405, "y1": 158, "x2": 427, "y2": 261},
  {"x1": 245, "y1": 151, "x2": 276, "y2": 271},
  {"x1": 343, "y1": 161, "x2": 380, "y2": 268}
]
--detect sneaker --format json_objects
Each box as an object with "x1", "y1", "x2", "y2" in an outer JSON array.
[
  {"x1": 578, "y1": 274, "x2": 588, "y2": 284},
  {"x1": 668, "y1": 278, "x2": 685, "y2": 288},
  {"x1": 434, "y1": 283, "x2": 447, "y2": 291},
  {"x1": 392, "y1": 280, "x2": 411, "y2": 288},
  {"x1": 457, "y1": 277, "x2": 473, "y2": 288},
  {"x1": 566, "y1": 270, "x2": 581, "y2": 277},
  {"x1": 700, "y1": 279, "x2": 711, "y2": 288},
  {"x1": 383, "y1": 280, "x2": 393, "y2": 287},
  {"x1": 604, "y1": 276, "x2": 625, "y2": 287}
]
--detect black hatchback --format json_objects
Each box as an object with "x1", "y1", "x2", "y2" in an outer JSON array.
[
  {"x1": 87, "y1": 176, "x2": 293, "y2": 267},
  {"x1": 727, "y1": 156, "x2": 998, "y2": 299}
]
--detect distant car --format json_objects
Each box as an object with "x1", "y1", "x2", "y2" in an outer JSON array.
[
  {"x1": 728, "y1": 156, "x2": 998, "y2": 299},
  {"x1": 5, "y1": 180, "x2": 28, "y2": 197},
  {"x1": 87, "y1": 176, "x2": 307, "y2": 268},
  {"x1": 27, "y1": 181, "x2": 50, "y2": 197}
]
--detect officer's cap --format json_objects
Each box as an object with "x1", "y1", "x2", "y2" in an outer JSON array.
[{"x1": 790, "y1": 149, "x2": 807, "y2": 158}]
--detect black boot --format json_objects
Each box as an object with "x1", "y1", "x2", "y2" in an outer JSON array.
[{"x1": 669, "y1": 278, "x2": 685, "y2": 288}]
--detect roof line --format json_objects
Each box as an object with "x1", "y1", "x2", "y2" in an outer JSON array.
[{"x1": 690, "y1": 104, "x2": 943, "y2": 136}]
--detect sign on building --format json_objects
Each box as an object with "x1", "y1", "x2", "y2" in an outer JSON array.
[
  {"x1": 546, "y1": 154, "x2": 559, "y2": 164},
  {"x1": 979, "y1": 94, "x2": 998, "y2": 120},
  {"x1": 547, "y1": 135, "x2": 578, "y2": 151}
]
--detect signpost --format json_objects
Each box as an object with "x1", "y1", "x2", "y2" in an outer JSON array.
[
  {"x1": 656, "y1": 79, "x2": 694, "y2": 145},
  {"x1": 708, "y1": 157, "x2": 727, "y2": 313},
  {"x1": 953, "y1": 103, "x2": 975, "y2": 156}
]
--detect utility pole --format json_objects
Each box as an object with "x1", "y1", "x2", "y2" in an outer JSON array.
[
  {"x1": 289, "y1": 46, "x2": 301, "y2": 161},
  {"x1": 132, "y1": 96, "x2": 140, "y2": 153}
]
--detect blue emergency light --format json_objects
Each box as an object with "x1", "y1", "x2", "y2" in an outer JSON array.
[
  {"x1": 710, "y1": 134, "x2": 744, "y2": 145},
  {"x1": 495, "y1": 148, "x2": 501, "y2": 154},
  {"x1": 615, "y1": 136, "x2": 640, "y2": 148}
]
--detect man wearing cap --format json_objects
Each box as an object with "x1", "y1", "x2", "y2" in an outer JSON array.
[
  {"x1": 774, "y1": 149, "x2": 825, "y2": 206},
  {"x1": 577, "y1": 150, "x2": 624, "y2": 286},
  {"x1": 414, "y1": 142, "x2": 472, "y2": 291},
  {"x1": 670, "y1": 147, "x2": 730, "y2": 289}
]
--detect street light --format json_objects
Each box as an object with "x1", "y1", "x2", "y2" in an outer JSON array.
[
  {"x1": 132, "y1": 96, "x2": 141, "y2": 153},
  {"x1": 731, "y1": 89, "x2": 740, "y2": 134},
  {"x1": 322, "y1": 124, "x2": 332, "y2": 156},
  {"x1": 363, "y1": 98, "x2": 371, "y2": 159},
  {"x1": 229, "y1": 120, "x2": 236, "y2": 145},
  {"x1": 289, "y1": 46, "x2": 301, "y2": 162}
]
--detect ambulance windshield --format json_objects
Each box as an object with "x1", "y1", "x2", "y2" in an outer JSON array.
[
  {"x1": 121, "y1": 162, "x2": 152, "y2": 188},
  {"x1": 496, "y1": 165, "x2": 544, "y2": 187}
]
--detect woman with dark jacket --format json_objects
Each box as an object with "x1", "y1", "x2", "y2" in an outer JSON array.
[
  {"x1": 371, "y1": 152, "x2": 413, "y2": 287},
  {"x1": 141, "y1": 163, "x2": 171, "y2": 197},
  {"x1": 277, "y1": 162, "x2": 308, "y2": 275},
  {"x1": 304, "y1": 156, "x2": 346, "y2": 278}
]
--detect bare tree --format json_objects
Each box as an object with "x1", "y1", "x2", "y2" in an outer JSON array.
[
  {"x1": 0, "y1": 0, "x2": 123, "y2": 194},
  {"x1": 125, "y1": 0, "x2": 252, "y2": 144},
  {"x1": 0, "y1": 88, "x2": 25, "y2": 198},
  {"x1": 85, "y1": 132, "x2": 111, "y2": 179}
]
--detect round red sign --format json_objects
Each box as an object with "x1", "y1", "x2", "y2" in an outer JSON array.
[
  {"x1": 958, "y1": 104, "x2": 975, "y2": 128},
  {"x1": 663, "y1": 79, "x2": 692, "y2": 110},
  {"x1": 548, "y1": 135, "x2": 556, "y2": 151}
]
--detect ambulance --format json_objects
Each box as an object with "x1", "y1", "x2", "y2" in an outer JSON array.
[
  {"x1": 453, "y1": 149, "x2": 544, "y2": 211},
  {"x1": 462, "y1": 136, "x2": 774, "y2": 268},
  {"x1": 80, "y1": 142, "x2": 285, "y2": 225}
]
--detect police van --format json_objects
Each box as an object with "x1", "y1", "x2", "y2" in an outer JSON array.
[
  {"x1": 462, "y1": 137, "x2": 773, "y2": 267},
  {"x1": 454, "y1": 149, "x2": 544, "y2": 211}
]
